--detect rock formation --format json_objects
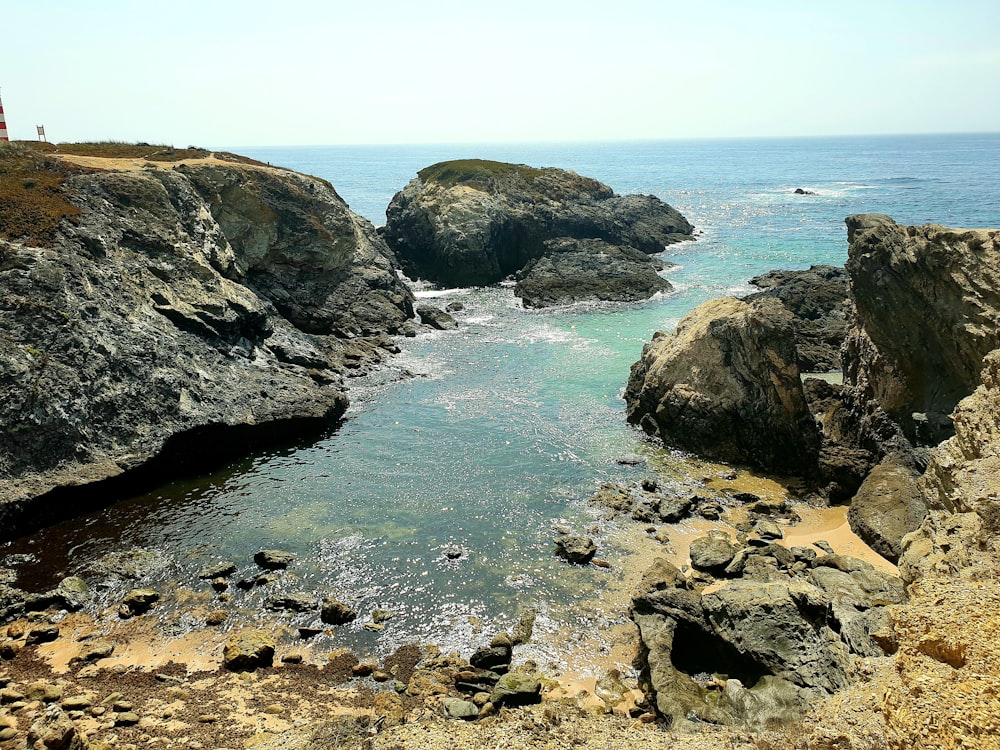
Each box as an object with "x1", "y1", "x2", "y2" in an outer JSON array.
[
  {"x1": 630, "y1": 549, "x2": 904, "y2": 729},
  {"x1": 381, "y1": 159, "x2": 693, "y2": 305},
  {"x1": 744, "y1": 265, "x2": 849, "y2": 372},
  {"x1": 0, "y1": 144, "x2": 414, "y2": 539},
  {"x1": 843, "y1": 214, "x2": 1000, "y2": 445},
  {"x1": 624, "y1": 296, "x2": 821, "y2": 476}
]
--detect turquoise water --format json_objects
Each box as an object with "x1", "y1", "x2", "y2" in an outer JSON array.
[{"x1": 7, "y1": 134, "x2": 999, "y2": 657}]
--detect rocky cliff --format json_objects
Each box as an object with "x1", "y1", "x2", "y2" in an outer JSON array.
[
  {"x1": 0, "y1": 144, "x2": 414, "y2": 539},
  {"x1": 381, "y1": 159, "x2": 693, "y2": 304}
]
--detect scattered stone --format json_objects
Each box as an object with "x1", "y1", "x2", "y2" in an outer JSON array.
[
  {"x1": 61, "y1": 695, "x2": 94, "y2": 711},
  {"x1": 114, "y1": 711, "x2": 141, "y2": 727},
  {"x1": 592, "y1": 559, "x2": 612, "y2": 569},
  {"x1": 351, "y1": 662, "x2": 376, "y2": 677},
  {"x1": 511, "y1": 609, "x2": 536, "y2": 646},
  {"x1": 198, "y1": 562, "x2": 237, "y2": 580},
  {"x1": 298, "y1": 627, "x2": 323, "y2": 639},
  {"x1": 442, "y1": 697, "x2": 479, "y2": 720},
  {"x1": 74, "y1": 641, "x2": 115, "y2": 662},
  {"x1": 211, "y1": 577, "x2": 229, "y2": 592},
  {"x1": 755, "y1": 520, "x2": 784, "y2": 541},
  {"x1": 223, "y1": 630, "x2": 276, "y2": 672},
  {"x1": 470, "y1": 645, "x2": 512, "y2": 673},
  {"x1": 1, "y1": 687, "x2": 25, "y2": 703},
  {"x1": 26, "y1": 680, "x2": 63, "y2": 702},
  {"x1": 615, "y1": 454, "x2": 647, "y2": 466},
  {"x1": 254, "y1": 550, "x2": 296, "y2": 570},
  {"x1": 363, "y1": 622, "x2": 385, "y2": 632},
  {"x1": 119, "y1": 588, "x2": 160, "y2": 618},
  {"x1": 25, "y1": 625, "x2": 59, "y2": 644},
  {"x1": 489, "y1": 672, "x2": 542, "y2": 707},
  {"x1": 0, "y1": 727, "x2": 16, "y2": 742},
  {"x1": 25, "y1": 708, "x2": 88, "y2": 750},
  {"x1": 689, "y1": 534, "x2": 738, "y2": 574},
  {"x1": 198, "y1": 714, "x2": 219, "y2": 723},
  {"x1": 445, "y1": 301, "x2": 465, "y2": 312},
  {"x1": 658, "y1": 495, "x2": 695, "y2": 523},
  {"x1": 371, "y1": 609, "x2": 396, "y2": 624},
  {"x1": 320, "y1": 597, "x2": 357, "y2": 625},
  {"x1": 554, "y1": 535, "x2": 597, "y2": 565},
  {"x1": 264, "y1": 593, "x2": 317, "y2": 613},
  {"x1": 282, "y1": 653, "x2": 304, "y2": 664},
  {"x1": 206, "y1": 610, "x2": 228, "y2": 626},
  {"x1": 52, "y1": 576, "x2": 92, "y2": 611},
  {"x1": 442, "y1": 545, "x2": 464, "y2": 560}
]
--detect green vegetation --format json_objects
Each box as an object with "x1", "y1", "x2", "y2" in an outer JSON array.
[
  {"x1": 54, "y1": 141, "x2": 211, "y2": 161},
  {"x1": 417, "y1": 159, "x2": 546, "y2": 191},
  {"x1": 0, "y1": 142, "x2": 83, "y2": 246}
]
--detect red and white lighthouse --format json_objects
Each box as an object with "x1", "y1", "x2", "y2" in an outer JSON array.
[{"x1": 0, "y1": 89, "x2": 8, "y2": 141}]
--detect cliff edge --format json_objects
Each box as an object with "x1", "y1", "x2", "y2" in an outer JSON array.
[{"x1": 0, "y1": 143, "x2": 414, "y2": 539}]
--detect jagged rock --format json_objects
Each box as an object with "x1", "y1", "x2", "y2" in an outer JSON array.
[
  {"x1": 630, "y1": 551, "x2": 905, "y2": 729},
  {"x1": 198, "y1": 562, "x2": 237, "y2": 579},
  {"x1": 223, "y1": 629, "x2": 275, "y2": 671},
  {"x1": 625, "y1": 296, "x2": 821, "y2": 475},
  {"x1": 847, "y1": 457, "x2": 928, "y2": 563},
  {"x1": 0, "y1": 147, "x2": 414, "y2": 540},
  {"x1": 688, "y1": 534, "x2": 738, "y2": 573},
  {"x1": 320, "y1": 597, "x2": 357, "y2": 625},
  {"x1": 489, "y1": 672, "x2": 542, "y2": 707},
  {"x1": 745, "y1": 265, "x2": 849, "y2": 372},
  {"x1": 264, "y1": 593, "x2": 316, "y2": 612},
  {"x1": 416, "y1": 305, "x2": 457, "y2": 330},
  {"x1": 514, "y1": 237, "x2": 672, "y2": 308},
  {"x1": 382, "y1": 159, "x2": 693, "y2": 293},
  {"x1": 843, "y1": 214, "x2": 1000, "y2": 446},
  {"x1": 254, "y1": 549, "x2": 296, "y2": 569},
  {"x1": 554, "y1": 535, "x2": 597, "y2": 565}
]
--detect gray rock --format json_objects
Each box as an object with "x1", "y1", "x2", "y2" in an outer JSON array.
[
  {"x1": 198, "y1": 562, "x2": 238, "y2": 580},
  {"x1": 848, "y1": 457, "x2": 929, "y2": 563},
  {"x1": 688, "y1": 534, "x2": 738, "y2": 573},
  {"x1": 416, "y1": 305, "x2": 458, "y2": 330},
  {"x1": 263, "y1": 593, "x2": 316, "y2": 612},
  {"x1": 625, "y1": 297, "x2": 821, "y2": 476},
  {"x1": 254, "y1": 550, "x2": 296, "y2": 570},
  {"x1": 554, "y1": 535, "x2": 597, "y2": 565},
  {"x1": 382, "y1": 159, "x2": 693, "y2": 289},
  {"x1": 754, "y1": 520, "x2": 784, "y2": 541},
  {"x1": 320, "y1": 597, "x2": 357, "y2": 625},
  {"x1": 514, "y1": 237, "x2": 671, "y2": 308},
  {"x1": 0, "y1": 151, "x2": 415, "y2": 541},
  {"x1": 442, "y1": 697, "x2": 479, "y2": 720}
]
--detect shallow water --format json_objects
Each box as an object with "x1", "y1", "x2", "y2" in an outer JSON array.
[{"x1": 5, "y1": 134, "x2": 999, "y2": 658}]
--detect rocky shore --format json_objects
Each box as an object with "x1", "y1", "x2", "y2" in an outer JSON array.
[
  {"x1": 3, "y1": 143, "x2": 1000, "y2": 749},
  {"x1": 0, "y1": 144, "x2": 417, "y2": 540}
]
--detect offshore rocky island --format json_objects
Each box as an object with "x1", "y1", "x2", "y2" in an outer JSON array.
[{"x1": 1, "y1": 142, "x2": 999, "y2": 749}]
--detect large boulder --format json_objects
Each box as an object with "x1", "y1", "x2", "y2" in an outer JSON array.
[
  {"x1": 625, "y1": 296, "x2": 820, "y2": 476},
  {"x1": 0, "y1": 146, "x2": 414, "y2": 540},
  {"x1": 843, "y1": 214, "x2": 1000, "y2": 445},
  {"x1": 514, "y1": 238, "x2": 671, "y2": 308},
  {"x1": 630, "y1": 551, "x2": 905, "y2": 729},
  {"x1": 381, "y1": 159, "x2": 693, "y2": 298},
  {"x1": 847, "y1": 457, "x2": 929, "y2": 563}
]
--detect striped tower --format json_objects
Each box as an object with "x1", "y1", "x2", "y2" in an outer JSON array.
[
  {"x1": 0, "y1": 89, "x2": 10, "y2": 141},
  {"x1": 0, "y1": 89, "x2": 8, "y2": 141}
]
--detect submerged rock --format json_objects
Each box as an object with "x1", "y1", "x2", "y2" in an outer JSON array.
[
  {"x1": 320, "y1": 597, "x2": 357, "y2": 625},
  {"x1": 416, "y1": 305, "x2": 458, "y2": 330},
  {"x1": 254, "y1": 549, "x2": 296, "y2": 570},
  {"x1": 382, "y1": 159, "x2": 693, "y2": 303}
]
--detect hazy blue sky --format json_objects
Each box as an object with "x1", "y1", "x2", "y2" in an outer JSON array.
[{"x1": 2, "y1": 0, "x2": 998, "y2": 146}]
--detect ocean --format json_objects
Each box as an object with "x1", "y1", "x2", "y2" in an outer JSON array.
[{"x1": 7, "y1": 133, "x2": 1000, "y2": 660}]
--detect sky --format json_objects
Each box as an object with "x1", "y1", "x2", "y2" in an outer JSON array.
[{"x1": 2, "y1": 0, "x2": 999, "y2": 147}]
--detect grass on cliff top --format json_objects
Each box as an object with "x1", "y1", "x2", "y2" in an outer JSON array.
[
  {"x1": 0, "y1": 142, "x2": 83, "y2": 247},
  {"x1": 418, "y1": 159, "x2": 546, "y2": 190}
]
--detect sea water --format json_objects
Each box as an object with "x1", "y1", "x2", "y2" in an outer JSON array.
[{"x1": 6, "y1": 134, "x2": 999, "y2": 657}]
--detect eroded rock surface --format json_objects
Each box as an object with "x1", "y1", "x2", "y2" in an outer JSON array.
[
  {"x1": 0, "y1": 148, "x2": 414, "y2": 539},
  {"x1": 624, "y1": 296, "x2": 820, "y2": 476}
]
